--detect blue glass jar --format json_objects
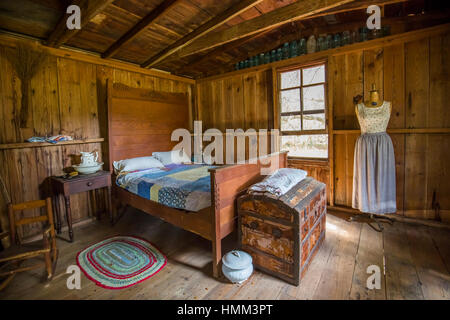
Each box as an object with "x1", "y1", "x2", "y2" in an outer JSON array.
[
  {"x1": 359, "y1": 27, "x2": 368, "y2": 42},
  {"x1": 333, "y1": 33, "x2": 341, "y2": 48},
  {"x1": 276, "y1": 48, "x2": 282, "y2": 61},
  {"x1": 371, "y1": 28, "x2": 383, "y2": 39},
  {"x1": 270, "y1": 50, "x2": 276, "y2": 62},
  {"x1": 282, "y1": 42, "x2": 290, "y2": 59},
  {"x1": 318, "y1": 36, "x2": 326, "y2": 51},
  {"x1": 342, "y1": 31, "x2": 350, "y2": 46},
  {"x1": 239, "y1": 61, "x2": 245, "y2": 69},
  {"x1": 235, "y1": 62, "x2": 240, "y2": 70},
  {"x1": 264, "y1": 52, "x2": 271, "y2": 64},
  {"x1": 244, "y1": 59, "x2": 250, "y2": 68},
  {"x1": 352, "y1": 30, "x2": 360, "y2": 43},
  {"x1": 289, "y1": 40, "x2": 298, "y2": 57},
  {"x1": 322, "y1": 35, "x2": 329, "y2": 50},
  {"x1": 249, "y1": 56, "x2": 254, "y2": 67},
  {"x1": 259, "y1": 53, "x2": 265, "y2": 64},
  {"x1": 298, "y1": 38, "x2": 306, "y2": 55},
  {"x1": 349, "y1": 31, "x2": 356, "y2": 44},
  {"x1": 316, "y1": 36, "x2": 322, "y2": 51},
  {"x1": 326, "y1": 34, "x2": 334, "y2": 49}
]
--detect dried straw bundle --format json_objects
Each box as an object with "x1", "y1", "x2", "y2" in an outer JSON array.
[{"x1": 5, "y1": 44, "x2": 46, "y2": 128}]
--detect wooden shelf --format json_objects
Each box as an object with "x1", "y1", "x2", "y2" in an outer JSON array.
[{"x1": 0, "y1": 138, "x2": 105, "y2": 150}]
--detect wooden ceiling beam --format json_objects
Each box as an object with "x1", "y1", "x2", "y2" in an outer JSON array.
[
  {"x1": 46, "y1": 0, "x2": 114, "y2": 47},
  {"x1": 102, "y1": 0, "x2": 179, "y2": 58},
  {"x1": 310, "y1": 0, "x2": 408, "y2": 19},
  {"x1": 140, "y1": 0, "x2": 264, "y2": 68},
  {"x1": 182, "y1": 0, "x2": 408, "y2": 75},
  {"x1": 173, "y1": 0, "x2": 359, "y2": 59},
  {"x1": 176, "y1": 28, "x2": 274, "y2": 75}
]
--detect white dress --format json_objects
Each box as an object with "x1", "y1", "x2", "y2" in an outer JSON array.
[{"x1": 352, "y1": 101, "x2": 397, "y2": 214}]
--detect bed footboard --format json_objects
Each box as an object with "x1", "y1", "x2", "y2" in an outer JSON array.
[{"x1": 208, "y1": 152, "x2": 288, "y2": 278}]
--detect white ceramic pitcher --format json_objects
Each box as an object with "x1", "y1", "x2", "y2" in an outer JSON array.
[{"x1": 80, "y1": 151, "x2": 98, "y2": 166}]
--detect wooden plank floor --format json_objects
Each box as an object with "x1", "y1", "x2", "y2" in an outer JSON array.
[{"x1": 1, "y1": 208, "x2": 449, "y2": 300}]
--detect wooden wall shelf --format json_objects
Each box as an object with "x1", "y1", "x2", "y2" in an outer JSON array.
[{"x1": 0, "y1": 138, "x2": 105, "y2": 150}]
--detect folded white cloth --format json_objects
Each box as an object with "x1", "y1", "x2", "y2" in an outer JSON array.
[{"x1": 249, "y1": 168, "x2": 307, "y2": 197}]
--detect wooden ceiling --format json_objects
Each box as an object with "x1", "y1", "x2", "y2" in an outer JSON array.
[{"x1": 0, "y1": 0, "x2": 449, "y2": 79}]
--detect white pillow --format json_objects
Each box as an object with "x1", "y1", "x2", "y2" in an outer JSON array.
[
  {"x1": 152, "y1": 150, "x2": 191, "y2": 165},
  {"x1": 113, "y1": 156, "x2": 164, "y2": 173}
]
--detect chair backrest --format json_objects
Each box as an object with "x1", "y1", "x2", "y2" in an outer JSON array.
[{"x1": 8, "y1": 197, "x2": 55, "y2": 244}]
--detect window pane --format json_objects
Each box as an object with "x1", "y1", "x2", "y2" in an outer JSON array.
[
  {"x1": 281, "y1": 134, "x2": 328, "y2": 158},
  {"x1": 280, "y1": 89, "x2": 300, "y2": 112},
  {"x1": 303, "y1": 113, "x2": 326, "y2": 130},
  {"x1": 280, "y1": 70, "x2": 300, "y2": 89},
  {"x1": 303, "y1": 85, "x2": 325, "y2": 111},
  {"x1": 302, "y1": 65, "x2": 325, "y2": 85},
  {"x1": 281, "y1": 115, "x2": 301, "y2": 131}
]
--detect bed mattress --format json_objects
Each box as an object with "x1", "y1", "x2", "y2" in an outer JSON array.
[{"x1": 116, "y1": 163, "x2": 214, "y2": 212}]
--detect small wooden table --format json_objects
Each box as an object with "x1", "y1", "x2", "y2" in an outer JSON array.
[{"x1": 51, "y1": 170, "x2": 112, "y2": 242}]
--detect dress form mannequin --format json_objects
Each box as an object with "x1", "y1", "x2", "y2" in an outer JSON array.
[
  {"x1": 351, "y1": 83, "x2": 395, "y2": 231},
  {"x1": 355, "y1": 84, "x2": 392, "y2": 116}
]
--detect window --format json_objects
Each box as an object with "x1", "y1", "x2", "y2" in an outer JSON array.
[{"x1": 278, "y1": 63, "x2": 328, "y2": 159}]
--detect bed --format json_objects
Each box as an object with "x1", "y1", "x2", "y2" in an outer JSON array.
[
  {"x1": 107, "y1": 81, "x2": 287, "y2": 278},
  {"x1": 116, "y1": 163, "x2": 214, "y2": 212}
]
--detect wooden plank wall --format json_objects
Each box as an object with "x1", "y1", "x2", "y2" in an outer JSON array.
[
  {"x1": 332, "y1": 33, "x2": 450, "y2": 222},
  {"x1": 195, "y1": 29, "x2": 450, "y2": 223},
  {"x1": 0, "y1": 44, "x2": 193, "y2": 238},
  {"x1": 197, "y1": 70, "x2": 272, "y2": 132},
  {"x1": 196, "y1": 70, "x2": 274, "y2": 162}
]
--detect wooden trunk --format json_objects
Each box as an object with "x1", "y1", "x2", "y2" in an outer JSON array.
[{"x1": 238, "y1": 177, "x2": 326, "y2": 286}]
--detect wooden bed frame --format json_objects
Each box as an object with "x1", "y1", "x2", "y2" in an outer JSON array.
[{"x1": 107, "y1": 81, "x2": 288, "y2": 277}]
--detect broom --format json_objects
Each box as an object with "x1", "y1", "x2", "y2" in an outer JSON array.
[
  {"x1": 5, "y1": 44, "x2": 46, "y2": 128},
  {"x1": 0, "y1": 174, "x2": 11, "y2": 251}
]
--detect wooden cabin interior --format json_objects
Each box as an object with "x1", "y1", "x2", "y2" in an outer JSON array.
[{"x1": 0, "y1": 0, "x2": 449, "y2": 300}]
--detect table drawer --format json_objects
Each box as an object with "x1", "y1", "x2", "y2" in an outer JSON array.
[{"x1": 67, "y1": 176, "x2": 110, "y2": 194}]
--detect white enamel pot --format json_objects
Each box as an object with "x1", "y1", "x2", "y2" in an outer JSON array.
[{"x1": 221, "y1": 250, "x2": 253, "y2": 284}]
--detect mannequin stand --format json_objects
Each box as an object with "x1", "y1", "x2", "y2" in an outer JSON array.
[{"x1": 349, "y1": 213, "x2": 395, "y2": 232}]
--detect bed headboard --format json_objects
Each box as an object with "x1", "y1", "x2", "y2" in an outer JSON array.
[{"x1": 107, "y1": 80, "x2": 189, "y2": 171}]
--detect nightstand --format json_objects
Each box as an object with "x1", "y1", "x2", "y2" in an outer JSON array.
[{"x1": 51, "y1": 170, "x2": 112, "y2": 242}]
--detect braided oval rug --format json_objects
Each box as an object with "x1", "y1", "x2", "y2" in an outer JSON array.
[{"x1": 77, "y1": 235, "x2": 167, "y2": 289}]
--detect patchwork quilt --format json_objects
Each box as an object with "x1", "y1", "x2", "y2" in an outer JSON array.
[{"x1": 116, "y1": 163, "x2": 214, "y2": 212}]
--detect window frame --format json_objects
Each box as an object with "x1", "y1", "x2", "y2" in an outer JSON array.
[{"x1": 275, "y1": 61, "x2": 329, "y2": 160}]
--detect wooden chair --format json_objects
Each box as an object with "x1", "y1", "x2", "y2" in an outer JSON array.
[{"x1": 0, "y1": 198, "x2": 58, "y2": 291}]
